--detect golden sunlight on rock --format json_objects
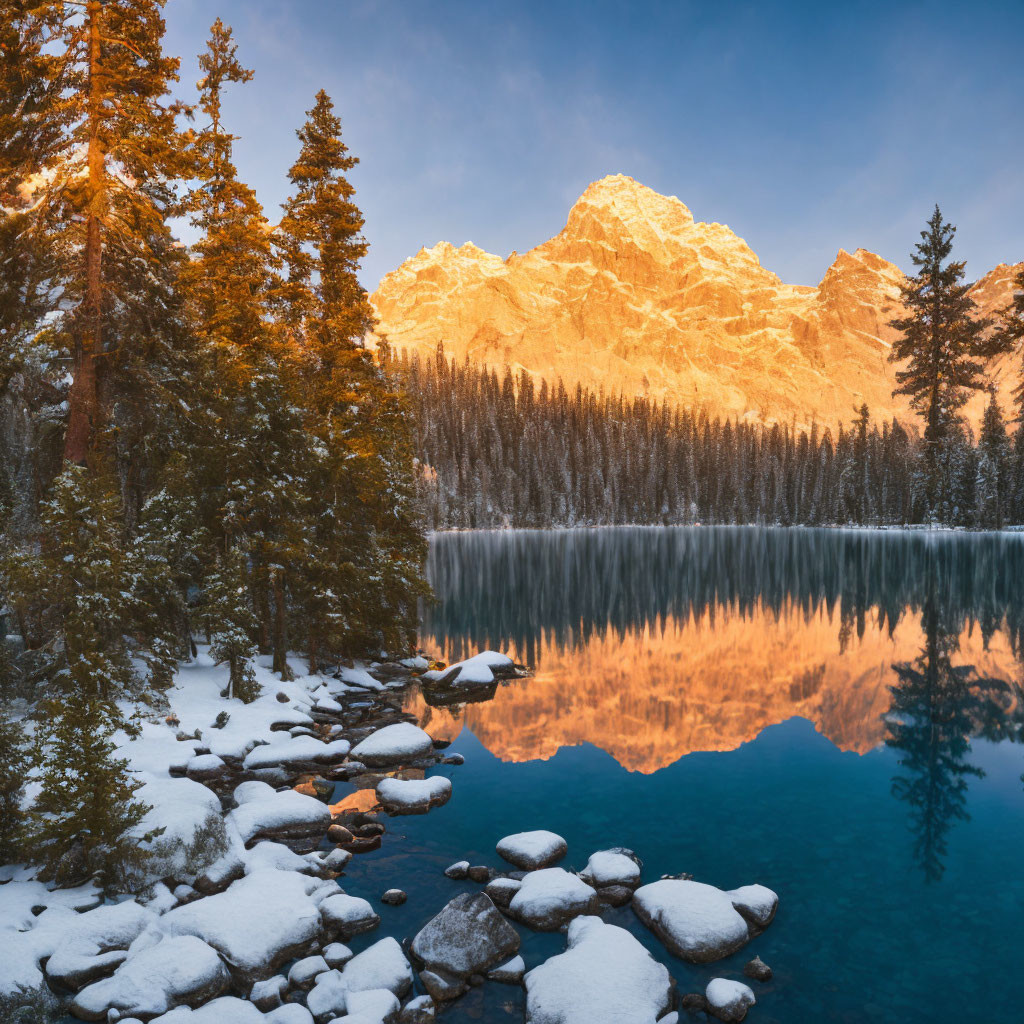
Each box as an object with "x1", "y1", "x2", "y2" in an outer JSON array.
[
  {"x1": 410, "y1": 608, "x2": 1021, "y2": 773},
  {"x1": 372, "y1": 174, "x2": 1022, "y2": 430}
]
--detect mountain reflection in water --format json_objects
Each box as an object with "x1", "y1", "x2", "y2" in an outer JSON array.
[{"x1": 415, "y1": 527, "x2": 1024, "y2": 773}]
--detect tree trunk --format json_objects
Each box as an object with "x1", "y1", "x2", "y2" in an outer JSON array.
[
  {"x1": 308, "y1": 625, "x2": 319, "y2": 676},
  {"x1": 65, "y1": 2, "x2": 105, "y2": 465},
  {"x1": 253, "y1": 571, "x2": 272, "y2": 654},
  {"x1": 271, "y1": 570, "x2": 293, "y2": 680}
]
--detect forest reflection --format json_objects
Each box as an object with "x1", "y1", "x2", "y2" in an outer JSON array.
[{"x1": 416, "y1": 527, "x2": 1024, "y2": 879}]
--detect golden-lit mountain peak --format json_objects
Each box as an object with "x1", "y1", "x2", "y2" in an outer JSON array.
[{"x1": 371, "y1": 179, "x2": 1021, "y2": 429}]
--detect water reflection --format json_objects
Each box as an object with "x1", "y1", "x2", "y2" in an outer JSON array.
[
  {"x1": 420, "y1": 531, "x2": 1023, "y2": 744},
  {"x1": 886, "y1": 566, "x2": 1024, "y2": 881},
  {"x1": 416, "y1": 527, "x2": 1024, "y2": 879}
]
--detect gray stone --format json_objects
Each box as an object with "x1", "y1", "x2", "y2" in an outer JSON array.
[
  {"x1": 411, "y1": 892, "x2": 520, "y2": 980},
  {"x1": 743, "y1": 955, "x2": 772, "y2": 982}
]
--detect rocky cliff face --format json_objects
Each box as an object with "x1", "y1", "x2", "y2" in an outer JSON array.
[{"x1": 371, "y1": 174, "x2": 1022, "y2": 429}]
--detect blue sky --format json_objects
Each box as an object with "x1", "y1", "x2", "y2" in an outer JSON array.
[{"x1": 163, "y1": 0, "x2": 1024, "y2": 290}]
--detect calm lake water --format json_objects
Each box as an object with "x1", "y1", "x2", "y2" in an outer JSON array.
[{"x1": 338, "y1": 526, "x2": 1024, "y2": 1023}]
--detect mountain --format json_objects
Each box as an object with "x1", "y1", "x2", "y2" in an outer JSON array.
[{"x1": 370, "y1": 174, "x2": 1022, "y2": 429}]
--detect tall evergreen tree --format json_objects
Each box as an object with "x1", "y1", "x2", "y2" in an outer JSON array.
[
  {"x1": 23, "y1": 0, "x2": 193, "y2": 465},
  {"x1": 888, "y1": 207, "x2": 1007, "y2": 518},
  {"x1": 275, "y1": 91, "x2": 427, "y2": 671}
]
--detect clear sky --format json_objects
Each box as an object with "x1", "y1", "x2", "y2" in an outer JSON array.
[{"x1": 162, "y1": 0, "x2": 1024, "y2": 290}]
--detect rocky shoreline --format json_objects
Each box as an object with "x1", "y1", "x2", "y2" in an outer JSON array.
[{"x1": 0, "y1": 647, "x2": 778, "y2": 1024}]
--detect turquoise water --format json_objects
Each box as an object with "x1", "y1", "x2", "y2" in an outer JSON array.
[{"x1": 335, "y1": 527, "x2": 1024, "y2": 1023}]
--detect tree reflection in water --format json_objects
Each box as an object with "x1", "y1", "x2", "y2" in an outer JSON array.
[{"x1": 886, "y1": 556, "x2": 1024, "y2": 882}]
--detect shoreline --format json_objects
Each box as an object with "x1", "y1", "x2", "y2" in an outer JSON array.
[{"x1": 1, "y1": 644, "x2": 776, "y2": 1024}]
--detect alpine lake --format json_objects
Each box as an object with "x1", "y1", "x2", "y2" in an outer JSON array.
[{"x1": 329, "y1": 525, "x2": 1024, "y2": 1024}]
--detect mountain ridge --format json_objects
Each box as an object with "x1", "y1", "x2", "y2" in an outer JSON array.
[{"x1": 371, "y1": 174, "x2": 1022, "y2": 429}]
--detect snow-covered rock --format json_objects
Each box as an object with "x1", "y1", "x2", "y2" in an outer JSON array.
[
  {"x1": 160, "y1": 869, "x2": 331, "y2": 979},
  {"x1": 411, "y1": 892, "x2": 520, "y2": 983},
  {"x1": 0, "y1": 881, "x2": 103, "y2": 996},
  {"x1": 496, "y1": 830, "x2": 567, "y2": 870},
  {"x1": 243, "y1": 735, "x2": 350, "y2": 771},
  {"x1": 579, "y1": 848, "x2": 642, "y2": 889},
  {"x1": 150, "y1": 995, "x2": 266, "y2": 1023},
  {"x1": 338, "y1": 987, "x2": 400, "y2": 1023},
  {"x1": 484, "y1": 876, "x2": 522, "y2": 908},
  {"x1": 487, "y1": 954, "x2": 526, "y2": 983},
  {"x1": 306, "y1": 969, "x2": 349, "y2": 1021},
  {"x1": 266, "y1": 1005, "x2": 315, "y2": 1024},
  {"x1": 376, "y1": 775, "x2": 451, "y2": 814},
  {"x1": 70, "y1": 935, "x2": 230, "y2": 1021},
  {"x1": 338, "y1": 665, "x2": 385, "y2": 691},
  {"x1": 320, "y1": 893, "x2": 381, "y2": 939},
  {"x1": 632, "y1": 880, "x2": 753, "y2": 963},
  {"x1": 288, "y1": 954, "x2": 329, "y2": 989},
  {"x1": 342, "y1": 936, "x2": 413, "y2": 998},
  {"x1": 350, "y1": 723, "x2": 434, "y2": 766},
  {"x1": 130, "y1": 776, "x2": 230, "y2": 886},
  {"x1": 726, "y1": 884, "x2": 778, "y2": 932},
  {"x1": 524, "y1": 916, "x2": 674, "y2": 1023},
  {"x1": 509, "y1": 868, "x2": 599, "y2": 931},
  {"x1": 44, "y1": 900, "x2": 157, "y2": 990},
  {"x1": 705, "y1": 978, "x2": 756, "y2": 1022},
  {"x1": 443, "y1": 860, "x2": 470, "y2": 879},
  {"x1": 227, "y1": 781, "x2": 331, "y2": 845},
  {"x1": 250, "y1": 976, "x2": 288, "y2": 1011},
  {"x1": 323, "y1": 942, "x2": 354, "y2": 968},
  {"x1": 424, "y1": 651, "x2": 515, "y2": 686}
]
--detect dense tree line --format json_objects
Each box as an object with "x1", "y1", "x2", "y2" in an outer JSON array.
[
  {"x1": 399, "y1": 346, "x2": 1024, "y2": 531},
  {"x1": 0, "y1": 5, "x2": 425, "y2": 886}
]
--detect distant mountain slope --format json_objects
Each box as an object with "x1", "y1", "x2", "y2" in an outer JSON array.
[{"x1": 371, "y1": 174, "x2": 1022, "y2": 429}]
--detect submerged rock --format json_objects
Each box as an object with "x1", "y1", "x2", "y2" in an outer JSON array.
[
  {"x1": 411, "y1": 892, "x2": 520, "y2": 994},
  {"x1": 496, "y1": 830, "x2": 567, "y2": 870},
  {"x1": 524, "y1": 916, "x2": 674, "y2": 1023},
  {"x1": 705, "y1": 978, "x2": 756, "y2": 1022},
  {"x1": 632, "y1": 880, "x2": 757, "y2": 963},
  {"x1": 508, "y1": 868, "x2": 599, "y2": 931}
]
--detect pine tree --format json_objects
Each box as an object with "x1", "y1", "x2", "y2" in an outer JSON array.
[
  {"x1": 23, "y1": 0, "x2": 193, "y2": 465},
  {"x1": 976, "y1": 388, "x2": 1010, "y2": 529},
  {"x1": 0, "y1": 706, "x2": 29, "y2": 864},
  {"x1": 888, "y1": 207, "x2": 1007, "y2": 519},
  {"x1": 274, "y1": 90, "x2": 427, "y2": 669},
  {"x1": 200, "y1": 548, "x2": 259, "y2": 702},
  {"x1": 5, "y1": 467, "x2": 155, "y2": 886}
]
